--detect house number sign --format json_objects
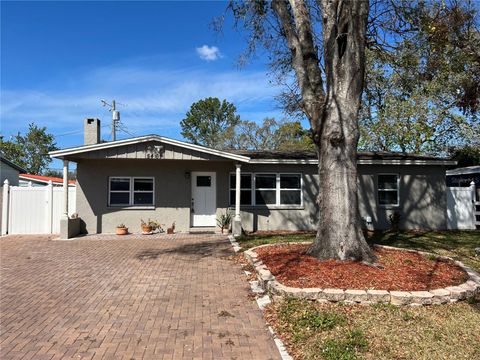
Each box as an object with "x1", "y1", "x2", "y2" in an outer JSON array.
[{"x1": 146, "y1": 145, "x2": 165, "y2": 159}]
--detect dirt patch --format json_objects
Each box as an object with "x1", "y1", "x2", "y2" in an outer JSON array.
[{"x1": 255, "y1": 244, "x2": 469, "y2": 291}]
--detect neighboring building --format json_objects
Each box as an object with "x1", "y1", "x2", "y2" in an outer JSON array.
[
  {"x1": 49, "y1": 118, "x2": 456, "y2": 235},
  {"x1": 1, "y1": 157, "x2": 26, "y2": 186},
  {"x1": 446, "y1": 166, "x2": 480, "y2": 201},
  {"x1": 19, "y1": 174, "x2": 76, "y2": 187},
  {"x1": 1, "y1": 156, "x2": 27, "y2": 229}
]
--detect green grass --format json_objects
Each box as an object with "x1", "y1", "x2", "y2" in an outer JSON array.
[
  {"x1": 268, "y1": 297, "x2": 480, "y2": 360},
  {"x1": 236, "y1": 232, "x2": 315, "y2": 250},
  {"x1": 238, "y1": 230, "x2": 480, "y2": 272}
]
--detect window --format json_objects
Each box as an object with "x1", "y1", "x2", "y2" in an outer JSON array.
[
  {"x1": 109, "y1": 177, "x2": 154, "y2": 206},
  {"x1": 229, "y1": 173, "x2": 252, "y2": 205},
  {"x1": 197, "y1": 176, "x2": 211, "y2": 187},
  {"x1": 377, "y1": 174, "x2": 399, "y2": 206},
  {"x1": 229, "y1": 172, "x2": 302, "y2": 207},
  {"x1": 280, "y1": 174, "x2": 302, "y2": 205},
  {"x1": 255, "y1": 174, "x2": 277, "y2": 205}
]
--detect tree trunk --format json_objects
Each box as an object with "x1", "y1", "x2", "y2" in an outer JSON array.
[
  {"x1": 306, "y1": 109, "x2": 376, "y2": 262},
  {"x1": 271, "y1": 0, "x2": 376, "y2": 262}
]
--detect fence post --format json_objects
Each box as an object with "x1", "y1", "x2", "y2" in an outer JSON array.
[
  {"x1": 46, "y1": 180, "x2": 53, "y2": 234},
  {"x1": 470, "y1": 181, "x2": 476, "y2": 229},
  {"x1": 1, "y1": 179, "x2": 10, "y2": 235}
]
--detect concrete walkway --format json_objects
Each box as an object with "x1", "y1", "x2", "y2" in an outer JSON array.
[{"x1": 0, "y1": 234, "x2": 280, "y2": 359}]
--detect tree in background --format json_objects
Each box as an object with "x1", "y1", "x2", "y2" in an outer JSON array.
[
  {"x1": 449, "y1": 145, "x2": 480, "y2": 167},
  {"x1": 0, "y1": 123, "x2": 58, "y2": 174},
  {"x1": 228, "y1": 118, "x2": 314, "y2": 151},
  {"x1": 180, "y1": 97, "x2": 241, "y2": 149},
  {"x1": 360, "y1": 0, "x2": 480, "y2": 154}
]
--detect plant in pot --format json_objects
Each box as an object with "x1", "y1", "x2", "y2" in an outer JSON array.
[
  {"x1": 141, "y1": 219, "x2": 162, "y2": 234},
  {"x1": 216, "y1": 212, "x2": 232, "y2": 234},
  {"x1": 116, "y1": 224, "x2": 128, "y2": 235}
]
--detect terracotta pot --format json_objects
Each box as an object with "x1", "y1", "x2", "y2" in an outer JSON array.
[
  {"x1": 116, "y1": 227, "x2": 128, "y2": 235},
  {"x1": 142, "y1": 226, "x2": 153, "y2": 233}
]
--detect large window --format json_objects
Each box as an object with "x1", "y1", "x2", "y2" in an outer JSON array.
[
  {"x1": 229, "y1": 173, "x2": 302, "y2": 207},
  {"x1": 109, "y1": 177, "x2": 154, "y2": 206},
  {"x1": 377, "y1": 174, "x2": 399, "y2": 206}
]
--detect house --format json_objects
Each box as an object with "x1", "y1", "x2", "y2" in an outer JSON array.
[
  {"x1": 1, "y1": 156, "x2": 27, "y2": 230},
  {"x1": 49, "y1": 118, "x2": 456, "y2": 236},
  {"x1": 19, "y1": 174, "x2": 76, "y2": 187},
  {"x1": 446, "y1": 166, "x2": 480, "y2": 201}
]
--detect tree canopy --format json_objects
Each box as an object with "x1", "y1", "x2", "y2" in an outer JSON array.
[
  {"x1": 360, "y1": 0, "x2": 480, "y2": 154},
  {"x1": 227, "y1": 118, "x2": 314, "y2": 151},
  {"x1": 180, "y1": 97, "x2": 241, "y2": 149},
  {"x1": 0, "y1": 123, "x2": 58, "y2": 175}
]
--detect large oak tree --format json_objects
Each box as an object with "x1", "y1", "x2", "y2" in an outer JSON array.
[{"x1": 227, "y1": 0, "x2": 375, "y2": 262}]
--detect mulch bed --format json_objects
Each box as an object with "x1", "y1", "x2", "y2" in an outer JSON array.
[{"x1": 255, "y1": 244, "x2": 469, "y2": 291}]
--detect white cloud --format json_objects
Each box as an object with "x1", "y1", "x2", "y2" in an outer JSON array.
[{"x1": 196, "y1": 45, "x2": 221, "y2": 61}]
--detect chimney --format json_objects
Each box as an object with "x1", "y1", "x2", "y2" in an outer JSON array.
[{"x1": 84, "y1": 118, "x2": 100, "y2": 145}]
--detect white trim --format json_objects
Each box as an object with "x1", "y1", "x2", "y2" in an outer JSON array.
[
  {"x1": 108, "y1": 176, "x2": 155, "y2": 207},
  {"x1": 377, "y1": 173, "x2": 400, "y2": 207},
  {"x1": 49, "y1": 135, "x2": 250, "y2": 162},
  {"x1": 446, "y1": 166, "x2": 480, "y2": 176},
  {"x1": 249, "y1": 158, "x2": 456, "y2": 165}
]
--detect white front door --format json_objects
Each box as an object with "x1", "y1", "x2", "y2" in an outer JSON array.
[{"x1": 191, "y1": 172, "x2": 216, "y2": 227}]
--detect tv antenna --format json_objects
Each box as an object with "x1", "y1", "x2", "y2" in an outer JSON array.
[{"x1": 101, "y1": 99, "x2": 121, "y2": 141}]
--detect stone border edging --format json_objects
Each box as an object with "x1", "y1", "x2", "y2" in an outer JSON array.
[{"x1": 244, "y1": 242, "x2": 480, "y2": 306}]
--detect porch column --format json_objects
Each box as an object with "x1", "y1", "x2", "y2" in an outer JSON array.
[
  {"x1": 63, "y1": 159, "x2": 69, "y2": 217},
  {"x1": 232, "y1": 164, "x2": 242, "y2": 236}
]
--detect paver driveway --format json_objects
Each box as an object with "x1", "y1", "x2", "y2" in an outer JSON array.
[{"x1": 0, "y1": 234, "x2": 281, "y2": 359}]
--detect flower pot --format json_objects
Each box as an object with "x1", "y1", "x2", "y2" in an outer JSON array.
[
  {"x1": 142, "y1": 226, "x2": 153, "y2": 233},
  {"x1": 116, "y1": 227, "x2": 128, "y2": 235}
]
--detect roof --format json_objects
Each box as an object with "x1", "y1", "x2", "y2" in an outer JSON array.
[
  {"x1": 49, "y1": 135, "x2": 456, "y2": 166},
  {"x1": 227, "y1": 149, "x2": 456, "y2": 165},
  {"x1": 49, "y1": 135, "x2": 251, "y2": 163},
  {"x1": 0, "y1": 156, "x2": 27, "y2": 173},
  {"x1": 19, "y1": 174, "x2": 76, "y2": 186},
  {"x1": 446, "y1": 166, "x2": 480, "y2": 176}
]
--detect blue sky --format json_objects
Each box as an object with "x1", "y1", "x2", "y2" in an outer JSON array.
[{"x1": 1, "y1": 1, "x2": 292, "y2": 169}]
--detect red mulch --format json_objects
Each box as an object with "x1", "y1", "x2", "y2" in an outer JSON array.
[{"x1": 255, "y1": 244, "x2": 469, "y2": 291}]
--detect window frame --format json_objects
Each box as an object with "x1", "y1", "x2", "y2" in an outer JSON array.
[
  {"x1": 108, "y1": 176, "x2": 155, "y2": 207},
  {"x1": 229, "y1": 172, "x2": 303, "y2": 208},
  {"x1": 229, "y1": 173, "x2": 254, "y2": 206},
  {"x1": 377, "y1": 173, "x2": 400, "y2": 207}
]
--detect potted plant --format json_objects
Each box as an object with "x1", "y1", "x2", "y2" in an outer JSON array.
[
  {"x1": 116, "y1": 224, "x2": 128, "y2": 235},
  {"x1": 141, "y1": 219, "x2": 153, "y2": 233},
  {"x1": 216, "y1": 212, "x2": 232, "y2": 234},
  {"x1": 141, "y1": 219, "x2": 162, "y2": 234}
]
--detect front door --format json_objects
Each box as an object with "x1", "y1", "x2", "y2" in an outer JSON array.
[{"x1": 191, "y1": 172, "x2": 216, "y2": 227}]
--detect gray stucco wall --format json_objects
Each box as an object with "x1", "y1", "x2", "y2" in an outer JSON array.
[
  {"x1": 1, "y1": 162, "x2": 20, "y2": 186},
  {"x1": 76, "y1": 159, "x2": 233, "y2": 234},
  {"x1": 358, "y1": 165, "x2": 448, "y2": 230},
  {"x1": 75, "y1": 158, "x2": 448, "y2": 234},
  {"x1": 0, "y1": 162, "x2": 20, "y2": 230}
]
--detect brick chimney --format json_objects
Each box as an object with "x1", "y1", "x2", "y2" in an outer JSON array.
[{"x1": 84, "y1": 118, "x2": 100, "y2": 145}]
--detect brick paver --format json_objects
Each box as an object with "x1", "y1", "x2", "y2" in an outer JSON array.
[{"x1": 0, "y1": 234, "x2": 280, "y2": 359}]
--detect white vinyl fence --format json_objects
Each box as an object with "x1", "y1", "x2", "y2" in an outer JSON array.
[
  {"x1": 1, "y1": 180, "x2": 76, "y2": 235},
  {"x1": 446, "y1": 181, "x2": 476, "y2": 230}
]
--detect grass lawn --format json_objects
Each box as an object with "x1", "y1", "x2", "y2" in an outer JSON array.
[
  {"x1": 238, "y1": 230, "x2": 480, "y2": 359},
  {"x1": 266, "y1": 297, "x2": 480, "y2": 360},
  {"x1": 237, "y1": 230, "x2": 480, "y2": 272}
]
